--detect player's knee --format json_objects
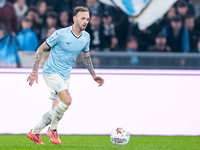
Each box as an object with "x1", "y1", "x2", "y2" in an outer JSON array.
[
  {"x1": 66, "y1": 98, "x2": 72, "y2": 106},
  {"x1": 62, "y1": 97, "x2": 72, "y2": 106},
  {"x1": 66, "y1": 101, "x2": 71, "y2": 106}
]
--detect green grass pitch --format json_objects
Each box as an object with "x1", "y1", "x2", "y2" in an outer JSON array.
[{"x1": 0, "y1": 135, "x2": 200, "y2": 150}]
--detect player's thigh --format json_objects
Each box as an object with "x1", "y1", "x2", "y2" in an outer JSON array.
[
  {"x1": 57, "y1": 89, "x2": 72, "y2": 106},
  {"x1": 43, "y1": 74, "x2": 70, "y2": 102}
]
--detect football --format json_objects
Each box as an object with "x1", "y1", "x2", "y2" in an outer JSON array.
[{"x1": 110, "y1": 127, "x2": 130, "y2": 145}]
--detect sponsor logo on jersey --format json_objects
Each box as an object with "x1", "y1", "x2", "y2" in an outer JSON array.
[{"x1": 66, "y1": 42, "x2": 72, "y2": 45}]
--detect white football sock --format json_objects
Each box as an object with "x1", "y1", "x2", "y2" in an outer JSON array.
[
  {"x1": 50, "y1": 101, "x2": 68, "y2": 130},
  {"x1": 32, "y1": 108, "x2": 53, "y2": 135}
]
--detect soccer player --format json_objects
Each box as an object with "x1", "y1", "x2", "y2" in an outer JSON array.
[{"x1": 27, "y1": 6, "x2": 104, "y2": 145}]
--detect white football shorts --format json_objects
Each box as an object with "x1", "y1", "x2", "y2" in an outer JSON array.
[{"x1": 43, "y1": 74, "x2": 70, "y2": 101}]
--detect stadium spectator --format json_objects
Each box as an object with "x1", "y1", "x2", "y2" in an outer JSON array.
[
  {"x1": 26, "y1": 0, "x2": 60, "y2": 12},
  {"x1": 40, "y1": 11, "x2": 57, "y2": 44},
  {"x1": 195, "y1": 15, "x2": 200, "y2": 31},
  {"x1": 132, "y1": 25, "x2": 155, "y2": 51},
  {"x1": 126, "y1": 36, "x2": 138, "y2": 52},
  {"x1": 36, "y1": 1, "x2": 47, "y2": 28},
  {"x1": 16, "y1": 16, "x2": 38, "y2": 51},
  {"x1": 86, "y1": 0, "x2": 102, "y2": 15},
  {"x1": 25, "y1": 7, "x2": 41, "y2": 38},
  {"x1": 0, "y1": 0, "x2": 17, "y2": 33},
  {"x1": 58, "y1": 10, "x2": 70, "y2": 28},
  {"x1": 86, "y1": 14, "x2": 104, "y2": 51},
  {"x1": 156, "y1": 6, "x2": 177, "y2": 34},
  {"x1": 110, "y1": 36, "x2": 118, "y2": 51},
  {"x1": 125, "y1": 36, "x2": 139, "y2": 65},
  {"x1": 0, "y1": 22, "x2": 7, "y2": 34},
  {"x1": 148, "y1": 33, "x2": 171, "y2": 52},
  {"x1": 191, "y1": 36, "x2": 200, "y2": 52},
  {"x1": 102, "y1": 13, "x2": 118, "y2": 51},
  {"x1": 108, "y1": 6, "x2": 129, "y2": 50},
  {"x1": 13, "y1": 0, "x2": 28, "y2": 31},
  {"x1": 26, "y1": 7, "x2": 40, "y2": 23},
  {"x1": 189, "y1": 0, "x2": 200, "y2": 18},
  {"x1": 0, "y1": 28, "x2": 4, "y2": 40},
  {"x1": 176, "y1": 0, "x2": 195, "y2": 22},
  {"x1": 184, "y1": 15, "x2": 200, "y2": 51},
  {"x1": 162, "y1": 15, "x2": 190, "y2": 52},
  {"x1": 146, "y1": 6, "x2": 177, "y2": 37},
  {"x1": 0, "y1": 29, "x2": 19, "y2": 67},
  {"x1": 166, "y1": 6, "x2": 177, "y2": 21}
]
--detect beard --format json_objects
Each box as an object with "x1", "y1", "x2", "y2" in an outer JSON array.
[
  {"x1": 80, "y1": 26, "x2": 86, "y2": 31},
  {"x1": 77, "y1": 23, "x2": 87, "y2": 31},
  {"x1": 81, "y1": 25, "x2": 87, "y2": 31},
  {"x1": 158, "y1": 43, "x2": 164, "y2": 46}
]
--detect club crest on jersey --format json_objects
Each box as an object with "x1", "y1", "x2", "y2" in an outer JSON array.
[{"x1": 81, "y1": 41, "x2": 85, "y2": 47}]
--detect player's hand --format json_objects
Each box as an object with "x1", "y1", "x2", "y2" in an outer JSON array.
[
  {"x1": 27, "y1": 71, "x2": 38, "y2": 86},
  {"x1": 93, "y1": 75, "x2": 104, "y2": 87}
]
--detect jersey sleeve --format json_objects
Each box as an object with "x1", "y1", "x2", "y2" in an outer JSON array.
[
  {"x1": 82, "y1": 34, "x2": 90, "y2": 52},
  {"x1": 46, "y1": 31, "x2": 59, "y2": 47}
]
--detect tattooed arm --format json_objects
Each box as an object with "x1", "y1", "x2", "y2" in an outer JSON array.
[
  {"x1": 82, "y1": 51, "x2": 104, "y2": 86},
  {"x1": 27, "y1": 42, "x2": 50, "y2": 86},
  {"x1": 82, "y1": 51, "x2": 95, "y2": 77}
]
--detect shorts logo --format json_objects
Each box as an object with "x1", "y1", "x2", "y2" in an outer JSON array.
[{"x1": 56, "y1": 83, "x2": 61, "y2": 89}]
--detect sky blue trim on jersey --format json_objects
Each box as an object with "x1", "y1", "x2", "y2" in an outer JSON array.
[{"x1": 122, "y1": 0, "x2": 135, "y2": 16}]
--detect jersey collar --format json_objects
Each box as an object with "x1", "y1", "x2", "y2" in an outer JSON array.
[{"x1": 70, "y1": 26, "x2": 82, "y2": 38}]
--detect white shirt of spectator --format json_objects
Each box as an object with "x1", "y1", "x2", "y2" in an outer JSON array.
[
  {"x1": 13, "y1": 3, "x2": 28, "y2": 18},
  {"x1": 92, "y1": 30, "x2": 100, "y2": 45}
]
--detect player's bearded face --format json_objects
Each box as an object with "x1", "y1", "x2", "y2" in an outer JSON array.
[{"x1": 76, "y1": 12, "x2": 90, "y2": 31}]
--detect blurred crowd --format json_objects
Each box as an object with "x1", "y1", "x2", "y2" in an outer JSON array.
[{"x1": 0, "y1": 0, "x2": 200, "y2": 67}]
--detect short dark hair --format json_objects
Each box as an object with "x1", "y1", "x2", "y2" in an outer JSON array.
[
  {"x1": 185, "y1": 15, "x2": 194, "y2": 20},
  {"x1": 156, "y1": 33, "x2": 166, "y2": 38},
  {"x1": 73, "y1": 6, "x2": 89, "y2": 16},
  {"x1": 127, "y1": 36, "x2": 138, "y2": 44},
  {"x1": 91, "y1": 14, "x2": 101, "y2": 18},
  {"x1": 171, "y1": 15, "x2": 182, "y2": 22},
  {"x1": 177, "y1": 0, "x2": 188, "y2": 8},
  {"x1": 23, "y1": 16, "x2": 33, "y2": 23},
  {"x1": 47, "y1": 11, "x2": 57, "y2": 19}
]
